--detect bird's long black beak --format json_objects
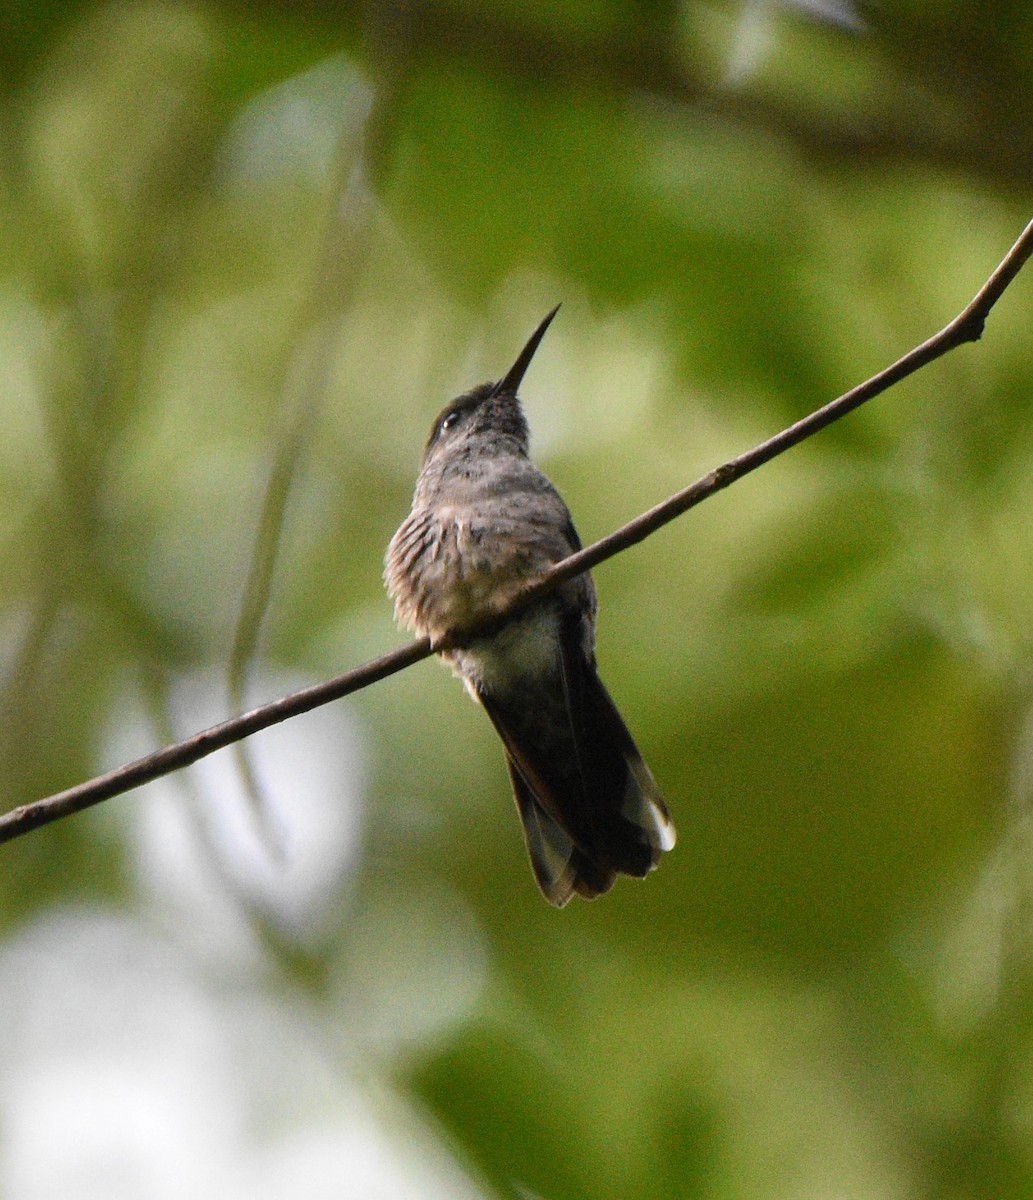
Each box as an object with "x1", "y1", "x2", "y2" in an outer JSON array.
[{"x1": 492, "y1": 304, "x2": 560, "y2": 396}]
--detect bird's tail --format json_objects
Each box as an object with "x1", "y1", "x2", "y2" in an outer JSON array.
[{"x1": 479, "y1": 653, "x2": 675, "y2": 907}]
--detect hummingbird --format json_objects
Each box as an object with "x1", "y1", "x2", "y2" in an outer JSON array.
[{"x1": 385, "y1": 307, "x2": 675, "y2": 906}]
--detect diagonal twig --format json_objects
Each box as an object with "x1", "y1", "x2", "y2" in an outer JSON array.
[{"x1": 2, "y1": 216, "x2": 1032, "y2": 847}]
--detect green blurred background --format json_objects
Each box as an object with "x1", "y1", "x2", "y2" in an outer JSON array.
[{"x1": 2, "y1": 1, "x2": 1033, "y2": 1195}]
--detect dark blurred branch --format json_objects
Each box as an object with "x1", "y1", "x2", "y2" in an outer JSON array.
[
  {"x1": 245, "y1": 0, "x2": 1033, "y2": 191},
  {"x1": 2, "y1": 216, "x2": 1032, "y2": 846},
  {"x1": 226, "y1": 120, "x2": 376, "y2": 854}
]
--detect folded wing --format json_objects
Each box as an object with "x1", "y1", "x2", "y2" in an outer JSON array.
[{"x1": 477, "y1": 611, "x2": 675, "y2": 906}]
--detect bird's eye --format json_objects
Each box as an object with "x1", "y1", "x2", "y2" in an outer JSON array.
[{"x1": 441, "y1": 410, "x2": 460, "y2": 432}]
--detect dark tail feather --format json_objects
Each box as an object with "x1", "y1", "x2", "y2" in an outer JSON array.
[
  {"x1": 573, "y1": 667, "x2": 676, "y2": 871},
  {"x1": 505, "y1": 757, "x2": 616, "y2": 906},
  {"x1": 478, "y1": 636, "x2": 675, "y2": 905}
]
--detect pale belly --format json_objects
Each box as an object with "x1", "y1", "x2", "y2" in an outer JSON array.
[{"x1": 446, "y1": 606, "x2": 563, "y2": 699}]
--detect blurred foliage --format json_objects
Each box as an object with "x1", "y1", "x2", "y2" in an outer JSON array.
[{"x1": 2, "y1": 1, "x2": 1033, "y2": 1196}]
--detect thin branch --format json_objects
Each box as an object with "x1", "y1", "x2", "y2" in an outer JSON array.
[
  {"x1": 517, "y1": 214, "x2": 1033, "y2": 599},
  {"x1": 3, "y1": 216, "x2": 1032, "y2": 847}
]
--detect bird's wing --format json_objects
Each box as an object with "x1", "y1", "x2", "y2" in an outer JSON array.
[
  {"x1": 556, "y1": 617, "x2": 676, "y2": 864},
  {"x1": 476, "y1": 609, "x2": 674, "y2": 904}
]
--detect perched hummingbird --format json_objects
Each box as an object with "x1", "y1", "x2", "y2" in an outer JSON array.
[{"x1": 385, "y1": 307, "x2": 675, "y2": 906}]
